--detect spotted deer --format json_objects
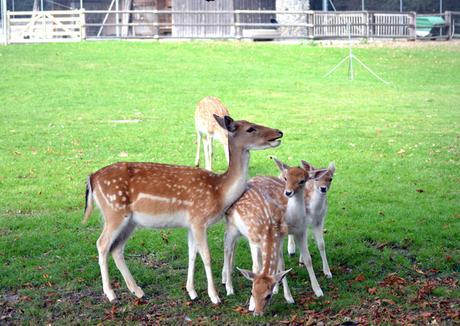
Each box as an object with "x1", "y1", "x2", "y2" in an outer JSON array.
[
  {"x1": 82, "y1": 115, "x2": 283, "y2": 304},
  {"x1": 195, "y1": 96, "x2": 230, "y2": 171},
  {"x1": 222, "y1": 158, "x2": 314, "y2": 315},
  {"x1": 287, "y1": 160, "x2": 335, "y2": 279}
]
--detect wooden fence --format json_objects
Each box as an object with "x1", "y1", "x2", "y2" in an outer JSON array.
[
  {"x1": 7, "y1": 10, "x2": 84, "y2": 43},
  {"x1": 2, "y1": 9, "x2": 436, "y2": 44}
]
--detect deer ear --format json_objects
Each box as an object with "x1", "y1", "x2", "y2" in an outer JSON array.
[
  {"x1": 274, "y1": 269, "x2": 291, "y2": 284},
  {"x1": 328, "y1": 162, "x2": 336, "y2": 175},
  {"x1": 214, "y1": 115, "x2": 237, "y2": 132},
  {"x1": 237, "y1": 267, "x2": 256, "y2": 281},
  {"x1": 271, "y1": 156, "x2": 289, "y2": 172},
  {"x1": 309, "y1": 169, "x2": 327, "y2": 180},
  {"x1": 301, "y1": 160, "x2": 314, "y2": 172}
]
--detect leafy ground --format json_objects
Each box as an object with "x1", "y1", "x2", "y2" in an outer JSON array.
[{"x1": 0, "y1": 40, "x2": 459, "y2": 324}]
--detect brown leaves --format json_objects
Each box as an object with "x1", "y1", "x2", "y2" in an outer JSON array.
[{"x1": 417, "y1": 281, "x2": 436, "y2": 300}]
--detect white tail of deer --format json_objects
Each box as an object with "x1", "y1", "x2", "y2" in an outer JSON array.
[
  {"x1": 83, "y1": 115, "x2": 283, "y2": 304},
  {"x1": 195, "y1": 96, "x2": 230, "y2": 171},
  {"x1": 222, "y1": 158, "x2": 314, "y2": 315},
  {"x1": 287, "y1": 161, "x2": 335, "y2": 279}
]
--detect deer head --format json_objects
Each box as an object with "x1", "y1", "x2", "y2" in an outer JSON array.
[
  {"x1": 272, "y1": 157, "x2": 310, "y2": 198},
  {"x1": 237, "y1": 267, "x2": 291, "y2": 316},
  {"x1": 214, "y1": 115, "x2": 283, "y2": 151},
  {"x1": 301, "y1": 161, "x2": 335, "y2": 194}
]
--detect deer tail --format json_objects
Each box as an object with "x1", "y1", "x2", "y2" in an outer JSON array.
[{"x1": 82, "y1": 176, "x2": 94, "y2": 224}]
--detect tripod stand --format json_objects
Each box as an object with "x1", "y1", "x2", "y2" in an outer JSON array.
[{"x1": 324, "y1": 23, "x2": 389, "y2": 84}]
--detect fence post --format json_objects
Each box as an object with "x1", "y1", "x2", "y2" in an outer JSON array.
[
  {"x1": 365, "y1": 11, "x2": 370, "y2": 38},
  {"x1": 445, "y1": 11, "x2": 452, "y2": 40},
  {"x1": 234, "y1": 10, "x2": 241, "y2": 40},
  {"x1": 408, "y1": 11, "x2": 416, "y2": 40},
  {"x1": 80, "y1": 9, "x2": 86, "y2": 40}
]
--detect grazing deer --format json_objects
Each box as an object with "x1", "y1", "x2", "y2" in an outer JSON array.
[
  {"x1": 83, "y1": 115, "x2": 283, "y2": 304},
  {"x1": 195, "y1": 96, "x2": 230, "y2": 171},
  {"x1": 222, "y1": 158, "x2": 315, "y2": 315},
  {"x1": 287, "y1": 161, "x2": 335, "y2": 279}
]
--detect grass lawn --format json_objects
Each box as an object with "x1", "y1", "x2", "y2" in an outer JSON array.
[{"x1": 0, "y1": 40, "x2": 459, "y2": 324}]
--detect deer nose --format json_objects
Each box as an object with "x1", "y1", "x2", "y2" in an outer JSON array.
[
  {"x1": 320, "y1": 186, "x2": 327, "y2": 193},
  {"x1": 285, "y1": 190, "x2": 293, "y2": 197},
  {"x1": 277, "y1": 130, "x2": 283, "y2": 137}
]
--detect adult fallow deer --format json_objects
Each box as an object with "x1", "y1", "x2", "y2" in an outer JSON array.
[
  {"x1": 195, "y1": 96, "x2": 230, "y2": 171},
  {"x1": 83, "y1": 115, "x2": 283, "y2": 304}
]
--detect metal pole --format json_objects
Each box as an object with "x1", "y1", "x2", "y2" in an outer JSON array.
[
  {"x1": 41, "y1": 0, "x2": 44, "y2": 10},
  {"x1": 322, "y1": 0, "x2": 328, "y2": 11},
  {"x1": 362, "y1": 0, "x2": 364, "y2": 11},
  {"x1": 400, "y1": 0, "x2": 403, "y2": 13},
  {"x1": 440, "y1": 0, "x2": 442, "y2": 13},
  {"x1": 80, "y1": 0, "x2": 83, "y2": 9}
]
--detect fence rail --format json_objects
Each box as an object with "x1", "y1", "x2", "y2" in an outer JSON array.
[{"x1": 4, "y1": 9, "x2": 444, "y2": 44}]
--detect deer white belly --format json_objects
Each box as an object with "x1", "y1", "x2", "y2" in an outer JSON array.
[
  {"x1": 232, "y1": 211, "x2": 250, "y2": 238},
  {"x1": 133, "y1": 211, "x2": 190, "y2": 229}
]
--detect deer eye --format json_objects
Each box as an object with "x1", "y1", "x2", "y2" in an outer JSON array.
[
  {"x1": 299, "y1": 180, "x2": 305, "y2": 185},
  {"x1": 330, "y1": 178, "x2": 333, "y2": 182},
  {"x1": 246, "y1": 127, "x2": 256, "y2": 133},
  {"x1": 265, "y1": 294, "x2": 272, "y2": 301},
  {"x1": 283, "y1": 177, "x2": 287, "y2": 181}
]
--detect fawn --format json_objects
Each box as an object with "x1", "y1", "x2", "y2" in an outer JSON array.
[
  {"x1": 83, "y1": 115, "x2": 282, "y2": 304},
  {"x1": 287, "y1": 160, "x2": 335, "y2": 280},
  {"x1": 222, "y1": 158, "x2": 314, "y2": 315}
]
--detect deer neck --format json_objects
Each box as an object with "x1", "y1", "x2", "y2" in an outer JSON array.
[
  {"x1": 261, "y1": 233, "x2": 280, "y2": 275},
  {"x1": 286, "y1": 190, "x2": 306, "y2": 225},
  {"x1": 219, "y1": 142, "x2": 249, "y2": 210}
]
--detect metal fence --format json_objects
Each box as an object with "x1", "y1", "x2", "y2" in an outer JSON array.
[
  {"x1": 451, "y1": 11, "x2": 460, "y2": 38},
  {"x1": 2, "y1": 9, "x2": 426, "y2": 44}
]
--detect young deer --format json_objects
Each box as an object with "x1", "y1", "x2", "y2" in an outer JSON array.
[
  {"x1": 287, "y1": 161, "x2": 335, "y2": 279},
  {"x1": 222, "y1": 158, "x2": 313, "y2": 315},
  {"x1": 195, "y1": 96, "x2": 230, "y2": 171},
  {"x1": 83, "y1": 115, "x2": 283, "y2": 304}
]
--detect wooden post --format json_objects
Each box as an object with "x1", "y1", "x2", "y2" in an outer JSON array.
[
  {"x1": 80, "y1": 9, "x2": 86, "y2": 40},
  {"x1": 234, "y1": 10, "x2": 241, "y2": 40},
  {"x1": 445, "y1": 11, "x2": 452, "y2": 40},
  {"x1": 407, "y1": 11, "x2": 416, "y2": 41}
]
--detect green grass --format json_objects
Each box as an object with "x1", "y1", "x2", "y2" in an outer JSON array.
[{"x1": 0, "y1": 41, "x2": 459, "y2": 324}]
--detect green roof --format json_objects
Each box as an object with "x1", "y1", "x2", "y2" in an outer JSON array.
[{"x1": 416, "y1": 16, "x2": 446, "y2": 32}]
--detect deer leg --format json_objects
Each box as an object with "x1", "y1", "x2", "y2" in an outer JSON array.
[
  {"x1": 97, "y1": 225, "x2": 117, "y2": 302},
  {"x1": 222, "y1": 225, "x2": 239, "y2": 295},
  {"x1": 186, "y1": 230, "x2": 198, "y2": 300},
  {"x1": 208, "y1": 136, "x2": 214, "y2": 171},
  {"x1": 278, "y1": 245, "x2": 294, "y2": 304},
  {"x1": 195, "y1": 130, "x2": 202, "y2": 167},
  {"x1": 313, "y1": 225, "x2": 332, "y2": 278},
  {"x1": 223, "y1": 142, "x2": 230, "y2": 165},
  {"x1": 193, "y1": 227, "x2": 221, "y2": 304},
  {"x1": 248, "y1": 243, "x2": 261, "y2": 311},
  {"x1": 110, "y1": 220, "x2": 144, "y2": 298},
  {"x1": 287, "y1": 234, "x2": 296, "y2": 257},
  {"x1": 203, "y1": 135, "x2": 211, "y2": 171},
  {"x1": 295, "y1": 233, "x2": 323, "y2": 297}
]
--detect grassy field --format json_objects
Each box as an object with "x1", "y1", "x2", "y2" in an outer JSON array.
[{"x1": 0, "y1": 40, "x2": 459, "y2": 324}]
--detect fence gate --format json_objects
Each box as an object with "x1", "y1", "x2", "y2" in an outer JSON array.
[{"x1": 7, "y1": 10, "x2": 84, "y2": 44}]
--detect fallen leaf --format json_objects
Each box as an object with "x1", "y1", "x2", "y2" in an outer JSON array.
[
  {"x1": 119, "y1": 151, "x2": 129, "y2": 158},
  {"x1": 416, "y1": 189, "x2": 424, "y2": 193},
  {"x1": 397, "y1": 148, "x2": 406, "y2": 155},
  {"x1": 368, "y1": 287, "x2": 377, "y2": 295},
  {"x1": 355, "y1": 274, "x2": 366, "y2": 282},
  {"x1": 381, "y1": 298, "x2": 396, "y2": 305}
]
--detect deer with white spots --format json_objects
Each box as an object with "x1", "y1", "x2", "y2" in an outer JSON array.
[
  {"x1": 286, "y1": 160, "x2": 335, "y2": 280},
  {"x1": 222, "y1": 158, "x2": 315, "y2": 316},
  {"x1": 195, "y1": 96, "x2": 230, "y2": 171},
  {"x1": 82, "y1": 115, "x2": 283, "y2": 304}
]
